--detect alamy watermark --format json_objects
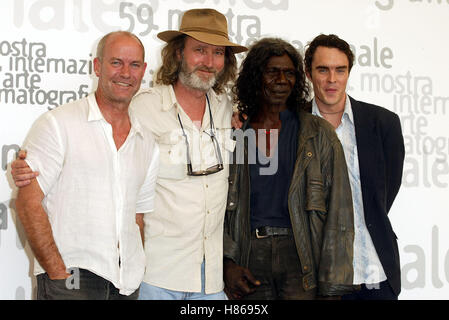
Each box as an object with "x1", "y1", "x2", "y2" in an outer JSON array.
[{"x1": 159, "y1": 126, "x2": 279, "y2": 176}]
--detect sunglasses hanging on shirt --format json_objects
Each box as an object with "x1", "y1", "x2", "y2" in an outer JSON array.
[{"x1": 177, "y1": 95, "x2": 224, "y2": 176}]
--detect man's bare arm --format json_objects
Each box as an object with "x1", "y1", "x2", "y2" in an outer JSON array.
[
  {"x1": 136, "y1": 213, "x2": 144, "y2": 246},
  {"x1": 15, "y1": 179, "x2": 69, "y2": 279}
]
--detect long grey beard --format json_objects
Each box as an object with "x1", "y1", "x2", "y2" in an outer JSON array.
[{"x1": 179, "y1": 62, "x2": 217, "y2": 92}]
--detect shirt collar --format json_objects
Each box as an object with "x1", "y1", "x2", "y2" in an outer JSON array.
[
  {"x1": 311, "y1": 94, "x2": 354, "y2": 125},
  {"x1": 87, "y1": 92, "x2": 144, "y2": 138},
  {"x1": 158, "y1": 84, "x2": 223, "y2": 112},
  {"x1": 87, "y1": 93, "x2": 104, "y2": 122},
  {"x1": 129, "y1": 109, "x2": 145, "y2": 138}
]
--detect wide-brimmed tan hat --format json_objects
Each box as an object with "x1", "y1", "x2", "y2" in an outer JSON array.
[{"x1": 157, "y1": 8, "x2": 248, "y2": 54}]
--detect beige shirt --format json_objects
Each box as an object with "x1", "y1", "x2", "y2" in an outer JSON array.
[
  {"x1": 23, "y1": 93, "x2": 159, "y2": 295},
  {"x1": 131, "y1": 85, "x2": 235, "y2": 294}
]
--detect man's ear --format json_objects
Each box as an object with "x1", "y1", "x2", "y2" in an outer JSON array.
[
  {"x1": 306, "y1": 71, "x2": 312, "y2": 82},
  {"x1": 93, "y1": 57, "x2": 101, "y2": 77},
  {"x1": 176, "y1": 48, "x2": 183, "y2": 62}
]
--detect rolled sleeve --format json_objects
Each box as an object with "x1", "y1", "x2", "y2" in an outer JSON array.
[
  {"x1": 23, "y1": 112, "x2": 65, "y2": 196},
  {"x1": 136, "y1": 142, "x2": 159, "y2": 213}
]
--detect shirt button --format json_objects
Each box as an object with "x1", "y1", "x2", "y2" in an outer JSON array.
[
  {"x1": 207, "y1": 210, "x2": 211, "y2": 214},
  {"x1": 206, "y1": 184, "x2": 208, "y2": 188},
  {"x1": 304, "y1": 266, "x2": 308, "y2": 271}
]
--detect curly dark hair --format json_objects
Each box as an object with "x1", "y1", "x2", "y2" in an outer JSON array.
[
  {"x1": 304, "y1": 34, "x2": 355, "y2": 75},
  {"x1": 233, "y1": 38, "x2": 309, "y2": 118}
]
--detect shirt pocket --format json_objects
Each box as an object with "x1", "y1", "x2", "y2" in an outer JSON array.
[
  {"x1": 214, "y1": 128, "x2": 236, "y2": 179},
  {"x1": 221, "y1": 137, "x2": 236, "y2": 165},
  {"x1": 305, "y1": 178, "x2": 327, "y2": 213},
  {"x1": 157, "y1": 131, "x2": 187, "y2": 180}
]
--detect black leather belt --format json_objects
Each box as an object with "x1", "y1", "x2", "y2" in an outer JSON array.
[{"x1": 255, "y1": 226, "x2": 292, "y2": 239}]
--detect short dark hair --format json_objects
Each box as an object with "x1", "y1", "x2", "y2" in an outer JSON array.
[
  {"x1": 233, "y1": 37, "x2": 309, "y2": 118},
  {"x1": 304, "y1": 34, "x2": 354, "y2": 75}
]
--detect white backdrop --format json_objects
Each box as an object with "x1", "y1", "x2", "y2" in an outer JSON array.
[{"x1": 0, "y1": 0, "x2": 448, "y2": 300}]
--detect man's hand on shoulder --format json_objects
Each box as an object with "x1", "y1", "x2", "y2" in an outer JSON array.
[
  {"x1": 231, "y1": 112, "x2": 247, "y2": 130},
  {"x1": 11, "y1": 150, "x2": 39, "y2": 187}
]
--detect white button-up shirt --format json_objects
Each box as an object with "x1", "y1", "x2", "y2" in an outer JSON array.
[
  {"x1": 23, "y1": 93, "x2": 159, "y2": 295},
  {"x1": 131, "y1": 85, "x2": 235, "y2": 294},
  {"x1": 312, "y1": 96, "x2": 387, "y2": 285}
]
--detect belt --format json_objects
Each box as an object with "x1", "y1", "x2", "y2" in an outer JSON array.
[{"x1": 255, "y1": 226, "x2": 292, "y2": 239}]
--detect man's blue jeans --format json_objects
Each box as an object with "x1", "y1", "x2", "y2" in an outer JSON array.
[{"x1": 139, "y1": 260, "x2": 227, "y2": 300}]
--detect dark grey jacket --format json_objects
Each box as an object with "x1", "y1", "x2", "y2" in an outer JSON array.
[{"x1": 224, "y1": 109, "x2": 356, "y2": 296}]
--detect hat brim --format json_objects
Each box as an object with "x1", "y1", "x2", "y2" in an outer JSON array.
[{"x1": 157, "y1": 30, "x2": 247, "y2": 54}]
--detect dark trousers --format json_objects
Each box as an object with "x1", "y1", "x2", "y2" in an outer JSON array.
[
  {"x1": 342, "y1": 280, "x2": 398, "y2": 300},
  {"x1": 36, "y1": 268, "x2": 140, "y2": 300},
  {"x1": 243, "y1": 232, "x2": 316, "y2": 300}
]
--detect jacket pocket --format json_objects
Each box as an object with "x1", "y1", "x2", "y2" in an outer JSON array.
[
  {"x1": 306, "y1": 179, "x2": 327, "y2": 213},
  {"x1": 220, "y1": 137, "x2": 236, "y2": 179}
]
